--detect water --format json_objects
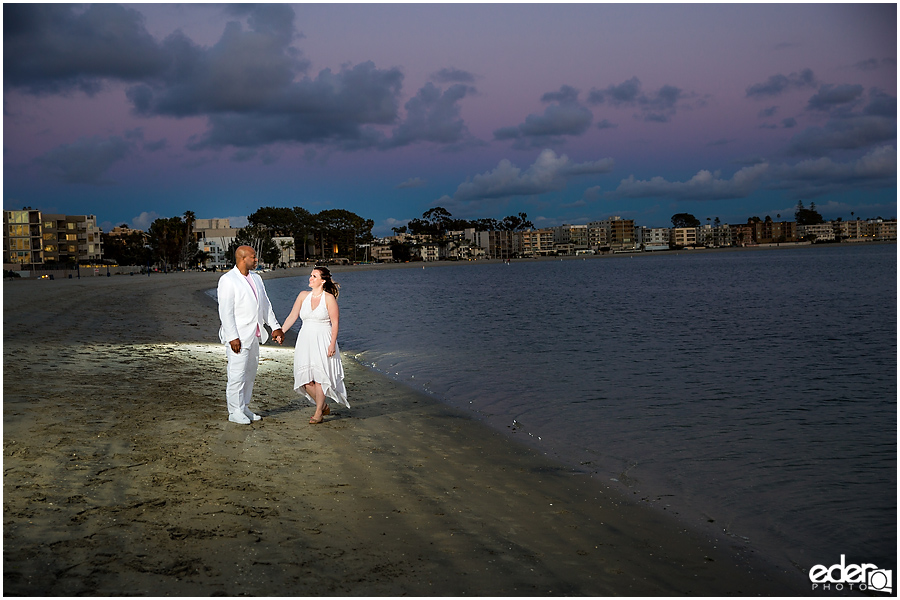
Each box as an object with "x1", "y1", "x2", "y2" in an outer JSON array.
[{"x1": 266, "y1": 244, "x2": 896, "y2": 574}]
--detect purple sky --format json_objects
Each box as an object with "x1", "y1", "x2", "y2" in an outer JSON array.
[{"x1": 4, "y1": 3, "x2": 896, "y2": 235}]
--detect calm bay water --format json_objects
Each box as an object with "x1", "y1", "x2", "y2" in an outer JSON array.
[{"x1": 266, "y1": 244, "x2": 896, "y2": 574}]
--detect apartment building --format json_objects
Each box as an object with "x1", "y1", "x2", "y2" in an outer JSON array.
[
  {"x1": 753, "y1": 219, "x2": 798, "y2": 244},
  {"x1": 834, "y1": 218, "x2": 898, "y2": 242},
  {"x1": 589, "y1": 216, "x2": 635, "y2": 251},
  {"x1": 475, "y1": 230, "x2": 514, "y2": 259},
  {"x1": 798, "y1": 222, "x2": 836, "y2": 242},
  {"x1": 671, "y1": 227, "x2": 698, "y2": 247},
  {"x1": 519, "y1": 229, "x2": 555, "y2": 256},
  {"x1": 638, "y1": 226, "x2": 671, "y2": 250},
  {"x1": 4, "y1": 209, "x2": 102, "y2": 268},
  {"x1": 729, "y1": 223, "x2": 755, "y2": 246}
]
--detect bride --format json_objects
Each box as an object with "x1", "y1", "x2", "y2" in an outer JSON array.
[{"x1": 280, "y1": 266, "x2": 349, "y2": 423}]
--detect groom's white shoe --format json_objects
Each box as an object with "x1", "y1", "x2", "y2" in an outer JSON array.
[
  {"x1": 229, "y1": 412, "x2": 251, "y2": 425},
  {"x1": 243, "y1": 407, "x2": 262, "y2": 421}
]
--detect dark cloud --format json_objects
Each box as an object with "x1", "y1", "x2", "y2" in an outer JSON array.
[
  {"x1": 745, "y1": 68, "x2": 816, "y2": 99},
  {"x1": 855, "y1": 57, "x2": 897, "y2": 71},
  {"x1": 786, "y1": 115, "x2": 896, "y2": 157},
  {"x1": 383, "y1": 82, "x2": 477, "y2": 149},
  {"x1": 435, "y1": 149, "x2": 614, "y2": 210},
  {"x1": 588, "y1": 77, "x2": 641, "y2": 106},
  {"x1": 772, "y1": 145, "x2": 896, "y2": 198},
  {"x1": 8, "y1": 3, "x2": 485, "y2": 153},
  {"x1": 596, "y1": 119, "x2": 617, "y2": 130},
  {"x1": 127, "y1": 12, "x2": 308, "y2": 118},
  {"x1": 181, "y1": 61, "x2": 404, "y2": 149},
  {"x1": 806, "y1": 84, "x2": 864, "y2": 112},
  {"x1": 540, "y1": 84, "x2": 580, "y2": 104},
  {"x1": 612, "y1": 163, "x2": 769, "y2": 201},
  {"x1": 431, "y1": 68, "x2": 476, "y2": 84},
  {"x1": 143, "y1": 139, "x2": 168, "y2": 152},
  {"x1": 864, "y1": 89, "x2": 897, "y2": 117},
  {"x1": 34, "y1": 135, "x2": 132, "y2": 184},
  {"x1": 782, "y1": 117, "x2": 797, "y2": 129},
  {"x1": 493, "y1": 85, "x2": 593, "y2": 147},
  {"x1": 588, "y1": 77, "x2": 695, "y2": 123},
  {"x1": 3, "y1": 4, "x2": 170, "y2": 95},
  {"x1": 758, "y1": 106, "x2": 778, "y2": 118}
]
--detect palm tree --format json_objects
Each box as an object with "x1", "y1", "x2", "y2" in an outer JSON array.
[{"x1": 180, "y1": 210, "x2": 196, "y2": 269}]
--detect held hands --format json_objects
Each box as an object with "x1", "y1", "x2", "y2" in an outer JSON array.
[
  {"x1": 229, "y1": 339, "x2": 242, "y2": 353},
  {"x1": 272, "y1": 329, "x2": 285, "y2": 345},
  {"x1": 327, "y1": 343, "x2": 336, "y2": 357}
]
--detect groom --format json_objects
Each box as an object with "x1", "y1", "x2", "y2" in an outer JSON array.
[{"x1": 217, "y1": 245, "x2": 284, "y2": 424}]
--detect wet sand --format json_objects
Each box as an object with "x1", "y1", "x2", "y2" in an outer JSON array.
[{"x1": 3, "y1": 269, "x2": 809, "y2": 595}]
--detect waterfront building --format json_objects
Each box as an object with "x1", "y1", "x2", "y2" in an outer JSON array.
[
  {"x1": 639, "y1": 226, "x2": 671, "y2": 250},
  {"x1": 698, "y1": 224, "x2": 732, "y2": 247},
  {"x1": 671, "y1": 227, "x2": 698, "y2": 247},
  {"x1": 834, "y1": 218, "x2": 898, "y2": 242},
  {"x1": 588, "y1": 216, "x2": 635, "y2": 251},
  {"x1": 475, "y1": 230, "x2": 514, "y2": 260},
  {"x1": 870, "y1": 219, "x2": 897, "y2": 241},
  {"x1": 3, "y1": 209, "x2": 102, "y2": 269},
  {"x1": 729, "y1": 223, "x2": 755, "y2": 246},
  {"x1": 753, "y1": 219, "x2": 798, "y2": 244},
  {"x1": 798, "y1": 222, "x2": 836, "y2": 243},
  {"x1": 370, "y1": 243, "x2": 393, "y2": 262},
  {"x1": 519, "y1": 229, "x2": 555, "y2": 257}
]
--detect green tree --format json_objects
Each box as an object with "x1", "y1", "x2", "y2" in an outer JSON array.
[
  {"x1": 671, "y1": 213, "x2": 701, "y2": 228},
  {"x1": 501, "y1": 212, "x2": 533, "y2": 231},
  {"x1": 227, "y1": 224, "x2": 280, "y2": 267},
  {"x1": 101, "y1": 226, "x2": 151, "y2": 266},
  {"x1": 148, "y1": 216, "x2": 191, "y2": 269},
  {"x1": 313, "y1": 209, "x2": 374, "y2": 260},
  {"x1": 795, "y1": 200, "x2": 824, "y2": 225}
]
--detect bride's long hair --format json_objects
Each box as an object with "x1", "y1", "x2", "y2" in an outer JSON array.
[{"x1": 314, "y1": 266, "x2": 340, "y2": 299}]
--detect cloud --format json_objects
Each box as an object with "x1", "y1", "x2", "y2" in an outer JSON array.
[
  {"x1": 772, "y1": 145, "x2": 897, "y2": 198},
  {"x1": 436, "y1": 149, "x2": 614, "y2": 211},
  {"x1": 34, "y1": 135, "x2": 132, "y2": 184},
  {"x1": 745, "y1": 68, "x2": 816, "y2": 98},
  {"x1": 596, "y1": 119, "x2": 617, "y2": 130},
  {"x1": 806, "y1": 84, "x2": 864, "y2": 112},
  {"x1": 383, "y1": 82, "x2": 478, "y2": 149},
  {"x1": 611, "y1": 146, "x2": 896, "y2": 203},
  {"x1": 396, "y1": 177, "x2": 427, "y2": 189},
  {"x1": 786, "y1": 115, "x2": 896, "y2": 157},
  {"x1": 612, "y1": 163, "x2": 769, "y2": 201},
  {"x1": 855, "y1": 57, "x2": 897, "y2": 71},
  {"x1": 132, "y1": 211, "x2": 160, "y2": 230},
  {"x1": 864, "y1": 89, "x2": 896, "y2": 117},
  {"x1": 143, "y1": 138, "x2": 168, "y2": 152},
  {"x1": 3, "y1": 4, "x2": 170, "y2": 95},
  {"x1": 493, "y1": 85, "x2": 593, "y2": 146},
  {"x1": 587, "y1": 77, "x2": 699, "y2": 123},
  {"x1": 431, "y1": 67, "x2": 476, "y2": 84},
  {"x1": 758, "y1": 106, "x2": 778, "y2": 118}
]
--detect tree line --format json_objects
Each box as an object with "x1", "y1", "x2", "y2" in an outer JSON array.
[
  {"x1": 101, "y1": 207, "x2": 375, "y2": 269},
  {"x1": 100, "y1": 200, "x2": 867, "y2": 268}
]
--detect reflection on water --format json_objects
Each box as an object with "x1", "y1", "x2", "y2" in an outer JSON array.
[{"x1": 267, "y1": 244, "x2": 897, "y2": 572}]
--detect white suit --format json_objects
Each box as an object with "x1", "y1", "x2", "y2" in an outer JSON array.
[{"x1": 217, "y1": 267, "x2": 281, "y2": 418}]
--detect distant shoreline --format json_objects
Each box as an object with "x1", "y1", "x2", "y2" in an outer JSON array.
[{"x1": 5, "y1": 239, "x2": 893, "y2": 281}]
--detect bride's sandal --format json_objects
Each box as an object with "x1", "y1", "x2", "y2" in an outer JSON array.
[
  {"x1": 309, "y1": 415, "x2": 324, "y2": 424},
  {"x1": 322, "y1": 404, "x2": 330, "y2": 416}
]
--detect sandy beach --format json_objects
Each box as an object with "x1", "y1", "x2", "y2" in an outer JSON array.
[{"x1": 3, "y1": 268, "x2": 809, "y2": 596}]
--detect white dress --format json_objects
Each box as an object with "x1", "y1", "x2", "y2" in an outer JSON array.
[{"x1": 293, "y1": 292, "x2": 349, "y2": 408}]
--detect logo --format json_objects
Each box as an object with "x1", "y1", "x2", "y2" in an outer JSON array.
[{"x1": 809, "y1": 555, "x2": 892, "y2": 593}]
